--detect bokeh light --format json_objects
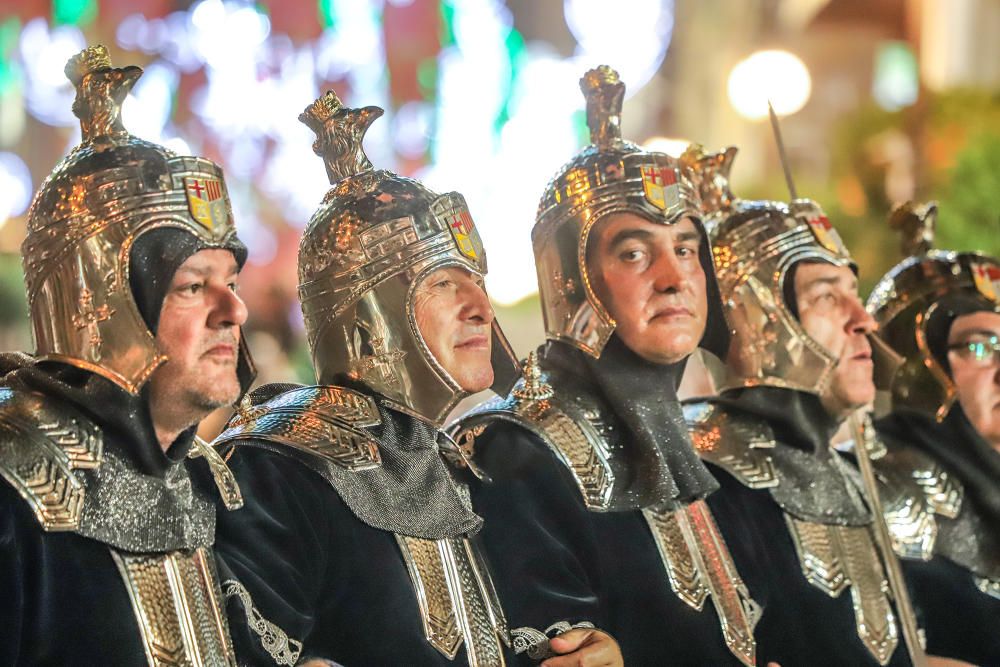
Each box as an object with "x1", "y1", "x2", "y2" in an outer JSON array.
[{"x1": 727, "y1": 49, "x2": 812, "y2": 120}]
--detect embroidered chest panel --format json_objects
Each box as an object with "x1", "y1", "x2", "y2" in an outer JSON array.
[
  {"x1": 451, "y1": 380, "x2": 616, "y2": 511},
  {"x1": 396, "y1": 534, "x2": 508, "y2": 666},
  {"x1": 684, "y1": 401, "x2": 778, "y2": 490},
  {"x1": 785, "y1": 517, "x2": 899, "y2": 665},
  {"x1": 111, "y1": 546, "x2": 237, "y2": 667},
  {"x1": 643, "y1": 500, "x2": 760, "y2": 667}
]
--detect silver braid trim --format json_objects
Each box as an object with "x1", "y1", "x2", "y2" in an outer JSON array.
[
  {"x1": 510, "y1": 621, "x2": 596, "y2": 661},
  {"x1": 223, "y1": 579, "x2": 303, "y2": 666}
]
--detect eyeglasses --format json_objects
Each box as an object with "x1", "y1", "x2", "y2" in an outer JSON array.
[{"x1": 947, "y1": 336, "x2": 1000, "y2": 367}]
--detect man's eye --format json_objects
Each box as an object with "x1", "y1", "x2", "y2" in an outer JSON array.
[
  {"x1": 815, "y1": 292, "x2": 836, "y2": 304},
  {"x1": 228, "y1": 282, "x2": 239, "y2": 293},
  {"x1": 620, "y1": 249, "x2": 645, "y2": 262},
  {"x1": 434, "y1": 279, "x2": 454, "y2": 289},
  {"x1": 180, "y1": 283, "x2": 203, "y2": 295},
  {"x1": 676, "y1": 246, "x2": 698, "y2": 258}
]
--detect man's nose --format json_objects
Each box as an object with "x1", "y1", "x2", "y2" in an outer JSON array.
[
  {"x1": 211, "y1": 283, "x2": 249, "y2": 329},
  {"x1": 846, "y1": 295, "x2": 875, "y2": 335},
  {"x1": 651, "y1": 251, "x2": 686, "y2": 293},
  {"x1": 460, "y1": 279, "x2": 495, "y2": 325}
]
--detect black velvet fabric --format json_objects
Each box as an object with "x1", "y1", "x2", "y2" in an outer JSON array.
[
  {"x1": 704, "y1": 466, "x2": 913, "y2": 667},
  {"x1": 875, "y1": 408, "x2": 1000, "y2": 665},
  {"x1": 209, "y1": 434, "x2": 520, "y2": 665},
  {"x1": 0, "y1": 361, "x2": 270, "y2": 665},
  {"x1": 0, "y1": 480, "x2": 154, "y2": 666},
  {"x1": 896, "y1": 555, "x2": 1000, "y2": 665},
  {"x1": 693, "y1": 388, "x2": 914, "y2": 666},
  {"x1": 469, "y1": 419, "x2": 773, "y2": 665}
]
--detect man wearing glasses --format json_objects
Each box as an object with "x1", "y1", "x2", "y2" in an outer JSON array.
[{"x1": 867, "y1": 202, "x2": 1000, "y2": 666}]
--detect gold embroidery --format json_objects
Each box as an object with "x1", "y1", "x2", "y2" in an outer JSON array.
[
  {"x1": 644, "y1": 501, "x2": 759, "y2": 666},
  {"x1": 111, "y1": 547, "x2": 237, "y2": 667}
]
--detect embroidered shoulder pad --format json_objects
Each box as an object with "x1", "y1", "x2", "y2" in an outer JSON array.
[
  {"x1": 683, "y1": 401, "x2": 778, "y2": 489},
  {"x1": 0, "y1": 386, "x2": 103, "y2": 530},
  {"x1": 451, "y1": 374, "x2": 616, "y2": 510},
  {"x1": 871, "y1": 437, "x2": 964, "y2": 561},
  {"x1": 215, "y1": 385, "x2": 382, "y2": 472}
]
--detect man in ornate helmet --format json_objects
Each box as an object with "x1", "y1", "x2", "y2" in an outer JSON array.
[
  {"x1": 208, "y1": 90, "x2": 622, "y2": 666},
  {"x1": 0, "y1": 46, "x2": 275, "y2": 665},
  {"x1": 450, "y1": 66, "x2": 764, "y2": 666},
  {"x1": 866, "y1": 201, "x2": 1000, "y2": 665},
  {"x1": 681, "y1": 151, "x2": 915, "y2": 665}
]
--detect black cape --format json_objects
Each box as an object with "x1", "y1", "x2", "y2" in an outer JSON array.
[
  {"x1": 875, "y1": 407, "x2": 1000, "y2": 665},
  {"x1": 697, "y1": 387, "x2": 914, "y2": 667},
  {"x1": 209, "y1": 396, "x2": 519, "y2": 666},
  {"x1": 0, "y1": 360, "x2": 270, "y2": 666},
  {"x1": 463, "y1": 339, "x2": 771, "y2": 665}
]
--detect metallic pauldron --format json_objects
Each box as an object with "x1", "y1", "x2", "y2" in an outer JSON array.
[
  {"x1": 683, "y1": 401, "x2": 778, "y2": 489},
  {"x1": 0, "y1": 385, "x2": 101, "y2": 530},
  {"x1": 23, "y1": 45, "x2": 249, "y2": 394},
  {"x1": 867, "y1": 249, "x2": 1000, "y2": 420},
  {"x1": 532, "y1": 65, "x2": 701, "y2": 358},
  {"x1": 451, "y1": 355, "x2": 617, "y2": 511},
  {"x1": 869, "y1": 438, "x2": 963, "y2": 561},
  {"x1": 112, "y1": 546, "x2": 238, "y2": 667},
  {"x1": 215, "y1": 384, "x2": 382, "y2": 472},
  {"x1": 296, "y1": 91, "x2": 519, "y2": 427},
  {"x1": 709, "y1": 198, "x2": 853, "y2": 394},
  {"x1": 396, "y1": 534, "x2": 509, "y2": 666}
]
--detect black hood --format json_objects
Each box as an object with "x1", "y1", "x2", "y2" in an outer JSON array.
[
  {"x1": 877, "y1": 405, "x2": 1000, "y2": 528},
  {"x1": 129, "y1": 226, "x2": 248, "y2": 333},
  {"x1": 711, "y1": 385, "x2": 872, "y2": 525},
  {"x1": 544, "y1": 336, "x2": 720, "y2": 510}
]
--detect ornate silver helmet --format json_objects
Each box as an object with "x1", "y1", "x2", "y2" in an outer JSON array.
[
  {"x1": 680, "y1": 143, "x2": 739, "y2": 229},
  {"x1": 22, "y1": 45, "x2": 253, "y2": 394},
  {"x1": 706, "y1": 151, "x2": 855, "y2": 393},
  {"x1": 532, "y1": 65, "x2": 709, "y2": 358},
  {"x1": 297, "y1": 91, "x2": 519, "y2": 426},
  {"x1": 867, "y1": 201, "x2": 1000, "y2": 420}
]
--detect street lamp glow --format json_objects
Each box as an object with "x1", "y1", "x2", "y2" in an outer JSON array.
[
  {"x1": 727, "y1": 49, "x2": 811, "y2": 120},
  {"x1": 643, "y1": 136, "x2": 690, "y2": 157}
]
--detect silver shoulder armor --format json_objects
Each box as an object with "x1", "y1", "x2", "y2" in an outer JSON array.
[
  {"x1": 683, "y1": 401, "x2": 778, "y2": 489},
  {"x1": 215, "y1": 385, "x2": 382, "y2": 472},
  {"x1": 0, "y1": 385, "x2": 102, "y2": 531},
  {"x1": 871, "y1": 440, "x2": 963, "y2": 561},
  {"x1": 451, "y1": 369, "x2": 617, "y2": 511}
]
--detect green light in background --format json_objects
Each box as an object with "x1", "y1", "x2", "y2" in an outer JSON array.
[
  {"x1": 417, "y1": 58, "x2": 438, "y2": 100},
  {"x1": 494, "y1": 27, "x2": 525, "y2": 133},
  {"x1": 440, "y1": 0, "x2": 456, "y2": 47},
  {"x1": 318, "y1": 0, "x2": 337, "y2": 30},
  {"x1": 0, "y1": 17, "x2": 20, "y2": 95},
  {"x1": 873, "y1": 42, "x2": 919, "y2": 111},
  {"x1": 53, "y1": 0, "x2": 98, "y2": 27}
]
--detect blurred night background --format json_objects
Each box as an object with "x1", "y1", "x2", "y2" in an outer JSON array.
[{"x1": 0, "y1": 0, "x2": 998, "y2": 434}]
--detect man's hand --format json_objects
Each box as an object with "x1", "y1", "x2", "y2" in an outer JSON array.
[{"x1": 541, "y1": 628, "x2": 622, "y2": 667}]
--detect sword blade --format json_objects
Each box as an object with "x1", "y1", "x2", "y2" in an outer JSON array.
[{"x1": 768, "y1": 101, "x2": 798, "y2": 201}]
